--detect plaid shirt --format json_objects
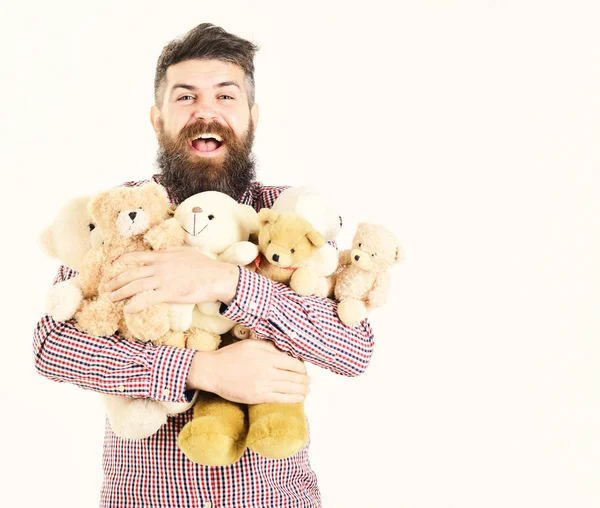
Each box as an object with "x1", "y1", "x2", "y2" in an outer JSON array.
[{"x1": 33, "y1": 177, "x2": 375, "y2": 508}]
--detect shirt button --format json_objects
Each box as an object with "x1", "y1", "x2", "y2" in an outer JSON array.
[
  {"x1": 203, "y1": 503, "x2": 212, "y2": 508},
  {"x1": 162, "y1": 389, "x2": 170, "y2": 398},
  {"x1": 289, "y1": 331, "x2": 298, "y2": 339},
  {"x1": 117, "y1": 385, "x2": 125, "y2": 392}
]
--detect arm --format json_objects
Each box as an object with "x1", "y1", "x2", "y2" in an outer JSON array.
[
  {"x1": 220, "y1": 267, "x2": 374, "y2": 377},
  {"x1": 33, "y1": 266, "x2": 197, "y2": 404}
]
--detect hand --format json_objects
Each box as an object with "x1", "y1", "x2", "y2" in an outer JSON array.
[
  {"x1": 188, "y1": 340, "x2": 311, "y2": 404},
  {"x1": 105, "y1": 247, "x2": 240, "y2": 313}
]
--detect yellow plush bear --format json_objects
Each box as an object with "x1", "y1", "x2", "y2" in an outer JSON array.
[{"x1": 334, "y1": 223, "x2": 404, "y2": 326}]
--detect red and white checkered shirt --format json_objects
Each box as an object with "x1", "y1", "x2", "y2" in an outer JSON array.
[{"x1": 33, "y1": 177, "x2": 375, "y2": 508}]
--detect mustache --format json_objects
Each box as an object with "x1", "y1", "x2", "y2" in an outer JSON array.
[{"x1": 178, "y1": 120, "x2": 235, "y2": 145}]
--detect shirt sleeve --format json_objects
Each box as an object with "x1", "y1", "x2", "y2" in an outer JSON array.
[
  {"x1": 220, "y1": 267, "x2": 375, "y2": 376},
  {"x1": 33, "y1": 266, "x2": 197, "y2": 403}
]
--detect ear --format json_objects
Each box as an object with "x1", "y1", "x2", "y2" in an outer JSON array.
[
  {"x1": 142, "y1": 182, "x2": 169, "y2": 205},
  {"x1": 258, "y1": 208, "x2": 279, "y2": 226},
  {"x1": 89, "y1": 189, "x2": 113, "y2": 223},
  {"x1": 251, "y1": 103, "x2": 259, "y2": 131},
  {"x1": 39, "y1": 227, "x2": 54, "y2": 257},
  {"x1": 306, "y1": 229, "x2": 325, "y2": 248},
  {"x1": 150, "y1": 105, "x2": 161, "y2": 137},
  {"x1": 237, "y1": 204, "x2": 260, "y2": 234}
]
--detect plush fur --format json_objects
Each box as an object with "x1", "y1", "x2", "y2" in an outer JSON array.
[
  {"x1": 334, "y1": 223, "x2": 404, "y2": 326},
  {"x1": 40, "y1": 195, "x2": 103, "y2": 321}
]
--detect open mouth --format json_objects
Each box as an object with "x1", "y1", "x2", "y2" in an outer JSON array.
[{"x1": 189, "y1": 133, "x2": 224, "y2": 156}]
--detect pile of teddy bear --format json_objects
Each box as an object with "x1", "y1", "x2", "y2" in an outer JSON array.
[{"x1": 40, "y1": 182, "x2": 403, "y2": 467}]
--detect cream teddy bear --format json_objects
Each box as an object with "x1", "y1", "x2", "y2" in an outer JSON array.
[
  {"x1": 40, "y1": 195, "x2": 103, "y2": 321},
  {"x1": 334, "y1": 223, "x2": 404, "y2": 326}
]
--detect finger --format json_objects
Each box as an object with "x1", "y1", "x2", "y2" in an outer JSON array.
[
  {"x1": 105, "y1": 266, "x2": 155, "y2": 292},
  {"x1": 276, "y1": 371, "x2": 310, "y2": 387},
  {"x1": 124, "y1": 289, "x2": 164, "y2": 313},
  {"x1": 118, "y1": 251, "x2": 163, "y2": 266},
  {"x1": 110, "y1": 277, "x2": 160, "y2": 302},
  {"x1": 259, "y1": 393, "x2": 306, "y2": 404},
  {"x1": 274, "y1": 354, "x2": 307, "y2": 374},
  {"x1": 269, "y1": 380, "x2": 311, "y2": 396}
]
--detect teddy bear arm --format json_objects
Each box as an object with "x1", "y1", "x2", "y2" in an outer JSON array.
[
  {"x1": 337, "y1": 249, "x2": 352, "y2": 268},
  {"x1": 367, "y1": 272, "x2": 391, "y2": 309},
  {"x1": 144, "y1": 218, "x2": 186, "y2": 250},
  {"x1": 218, "y1": 241, "x2": 258, "y2": 266},
  {"x1": 78, "y1": 249, "x2": 104, "y2": 297}
]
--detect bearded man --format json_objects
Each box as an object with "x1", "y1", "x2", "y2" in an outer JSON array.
[{"x1": 33, "y1": 23, "x2": 374, "y2": 508}]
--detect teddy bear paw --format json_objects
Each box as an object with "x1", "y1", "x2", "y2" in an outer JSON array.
[
  {"x1": 337, "y1": 298, "x2": 368, "y2": 326},
  {"x1": 45, "y1": 279, "x2": 83, "y2": 321},
  {"x1": 246, "y1": 410, "x2": 308, "y2": 459},
  {"x1": 107, "y1": 398, "x2": 167, "y2": 440}
]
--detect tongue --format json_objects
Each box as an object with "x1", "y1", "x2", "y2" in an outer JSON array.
[{"x1": 192, "y1": 139, "x2": 220, "y2": 152}]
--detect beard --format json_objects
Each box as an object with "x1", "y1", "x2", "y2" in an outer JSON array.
[{"x1": 155, "y1": 117, "x2": 256, "y2": 204}]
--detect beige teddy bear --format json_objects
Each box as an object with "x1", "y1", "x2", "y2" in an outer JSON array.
[
  {"x1": 40, "y1": 195, "x2": 103, "y2": 321},
  {"x1": 74, "y1": 183, "x2": 172, "y2": 342},
  {"x1": 334, "y1": 223, "x2": 404, "y2": 326}
]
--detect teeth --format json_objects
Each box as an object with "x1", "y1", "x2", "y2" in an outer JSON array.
[{"x1": 195, "y1": 133, "x2": 223, "y2": 142}]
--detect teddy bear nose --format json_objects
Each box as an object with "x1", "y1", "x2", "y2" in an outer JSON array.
[
  {"x1": 129, "y1": 212, "x2": 137, "y2": 220},
  {"x1": 272, "y1": 253, "x2": 280, "y2": 262},
  {"x1": 354, "y1": 255, "x2": 360, "y2": 261},
  {"x1": 192, "y1": 206, "x2": 203, "y2": 213}
]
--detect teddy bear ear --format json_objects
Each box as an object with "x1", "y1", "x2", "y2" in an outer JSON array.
[
  {"x1": 88, "y1": 189, "x2": 113, "y2": 223},
  {"x1": 258, "y1": 208, "x2": 279, "y2": 226},
  {"x1": 237, "y1": 204, "x2": 260, "y2": 234},
  {"x1": 39, "y1": 227, "x2": 54, "y2": 258},
  {"x1": 306, "y1": 228, "x2": 325, "y2": 248},
  {"x1": 142, "y1": 183, "x2": 170, "y2": 206}
]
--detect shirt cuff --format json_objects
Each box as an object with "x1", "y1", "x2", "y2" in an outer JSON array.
[
  {"x1": 148, "y1": 344, "x2": 197, "y2": 403},
  {"x1": 220, "y1": 267, "x2": 274, "y2": 327}
]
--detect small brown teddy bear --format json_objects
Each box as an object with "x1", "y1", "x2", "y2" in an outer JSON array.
[
  {"x1": 254, "y1": 208, "x2": 326, "y2": 296},
  {"x1": 334, "y1": 223, "x2": 404, "y2": 326},
  {"x1": 74, "y1": 183, "x2": 172, "y2": 343}
]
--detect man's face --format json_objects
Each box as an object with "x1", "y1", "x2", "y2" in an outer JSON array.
[{"x1": 151, "y1": 59, "x2": 259, "y2": 203}]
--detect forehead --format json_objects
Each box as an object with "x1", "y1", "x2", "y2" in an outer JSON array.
[{"x1": 165, "y1": 59, "x2": 247, "y2": 91}]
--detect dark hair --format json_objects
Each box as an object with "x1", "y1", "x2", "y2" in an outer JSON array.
[{"x1": 154, "y1": 23, "x2": 259, "y2": 107}]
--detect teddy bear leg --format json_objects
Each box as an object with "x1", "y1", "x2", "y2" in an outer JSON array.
[
  {"x1": 337, "y1": 298, "x2": 368, "y2": 326},
  {"x1": 246, "y1": 401, "x2": 308, "y2": 459},
  {"x1": 290, "y1": 267, "x2": 319, "y2": 296},
  {"x1": 177, "y1": 392, "x2": 248, "y2": 466},
  {"x1": 185, "y1": 328, "x2": 222, "y2": 352},
  {"x1": 158, "y1": 330, "x2": 187, "y2": 348},
  {"x1": 101, "y1": 394, "x2": 167, "y2": 440},
  {"x1": 75, "y1": 295, "x2": 121, "y2": 336},
  {"x1": 123, "y1": 295, "x2": 170, "y2": 342}
]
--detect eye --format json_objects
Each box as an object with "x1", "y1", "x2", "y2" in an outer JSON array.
[
  {"x1": 268, "y1": 240, "x2": 271, "y2": 244},
  {"x1": 177, "y1": 95, "x2": 194, "y2": 101},
  {"x1": 218, "y1": 94, "x2": 234, "y2": 100},
  {"x1": 88, "y1": 224, "x2": 96, "y2": 232},
  {"x1": 358, "y1": 243, "x2": 362, "y2": 248},
  {"x1": 371, "y1": 253, "x2": 376, "y2": 257},
  {"x1": 290, "y1": 248, "x2": 295, "y2": 254},
  {"x1": 208, "y1": 215, "x2": 214, "y2": 220}
]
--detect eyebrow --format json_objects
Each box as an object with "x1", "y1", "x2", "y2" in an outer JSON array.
[{"x1": 171, "y1": 81, "x2": 242, "y2": 93}]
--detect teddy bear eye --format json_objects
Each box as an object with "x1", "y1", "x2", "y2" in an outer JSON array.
[
  {"x1": 291, "y1": 248, "x2": 295, "y2": 254},
  {"x1": 371, "y1": 253, "x2": 376, "y2": 257},
  {"x1": 358, "y1": 243, "x2": 362, "y2": 248},
  {"x1": 88, "y1": 224, "x2": 96, "y2": 232},
  {"x1": 208, "y1": 215, "x2": 215, "y2": 220}
]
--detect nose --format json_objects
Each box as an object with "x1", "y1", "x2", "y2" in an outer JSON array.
[
  {"x1": 354, "y1": 255, "x2": 360, "y2": 261},
  {"x1": 192, "y1": 207, "x2": 203, "y2": 213},
  {"x1": 193, "y1": 98, "x2": 218, "y2": 121},
  {"x1": 129, "y1": 212, "x2": 137, "y2": 220},
  {"x1": 272, "y1": 253, "x2": 280, "y2": 262}
]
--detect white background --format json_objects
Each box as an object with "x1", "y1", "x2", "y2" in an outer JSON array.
[{"x1": 2, "y1": 0, "x2": 599, "y2": 506}]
